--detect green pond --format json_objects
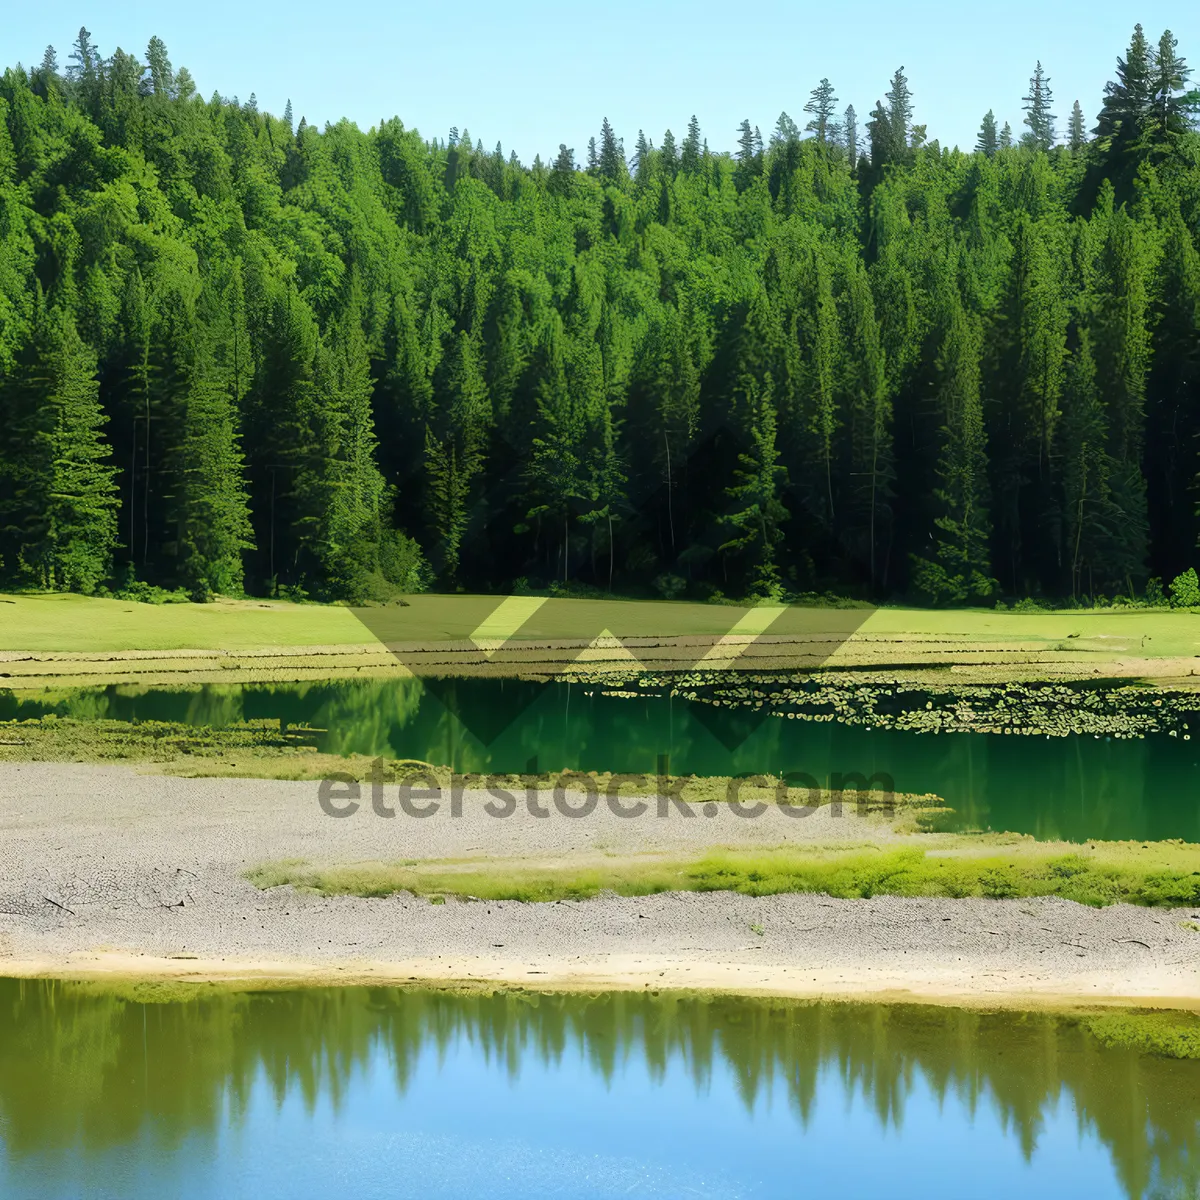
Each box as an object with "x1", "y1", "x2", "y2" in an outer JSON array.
[
  {"x1": 0, "y1": 981, "x2": 1196, "y2": 1200},
  {"x1": 5, "y1": 678, "x2": 1200, "y2": 842}
]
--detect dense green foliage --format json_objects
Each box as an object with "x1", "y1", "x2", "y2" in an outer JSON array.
[{"x1": 1, "y1": 26, "x2": 1198, "y2": 602}]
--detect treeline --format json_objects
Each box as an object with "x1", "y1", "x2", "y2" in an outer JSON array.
[{"x1": 0, "y1": 26, "x2": 1198, "y2": 603}]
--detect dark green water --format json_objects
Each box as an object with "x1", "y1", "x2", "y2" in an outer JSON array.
[
  {"x1": 5, "y1": 678, "x2": 1200, "y2": 842},
  {"x1": 0, "y1": 981, "x2": 1196, "y2": 1199}
]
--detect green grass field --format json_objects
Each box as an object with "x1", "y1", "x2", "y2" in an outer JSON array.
[
  {"x1": 3, "y1": 590, "x2": 1198, "y2": 657},
  {"x1": 0, "y1": 593, "x2": 365, "y2": 652},
  {"x1": 248, "y1": 838, "x2": 1200, "y2": 908}
]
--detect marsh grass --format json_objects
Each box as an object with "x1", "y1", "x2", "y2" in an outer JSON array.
[{"x1": 248, "y1": 839, "x2": 1200, "y2": 908}]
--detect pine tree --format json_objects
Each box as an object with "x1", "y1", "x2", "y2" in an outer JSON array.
[
  {"x1": 598, "y1": 117, "x2": 624, "y2": 180},
  {"x1": 1149, "y1": 29, "x2": 1193, "y2": 139},
  {"x1": 632, "y1": 130, "x2": 651, "y2": 184},
  {"x1": 886, "y1": 66, "x2": 913, "y2": 155},
  {"x1": 842, "y1": 105, "x2": 859, "y2": 168},
  {"x1": 911, "y1": 284, "x2": 995, "y2": 604},
  {"x1": 720, "y1": 375, "x2": 788, "y2": 597},
  {"x1": 680, "y1": 115, "x2": 702, "y2": 173},
  {"x1": 976, "y1": 110, "x2": 999, "y2": 157},
  {"x1": 841, "y1": 258, "x2": 894, "y2": 589},
  {"x1": 146, "y1": 36, "x2": 174, "y2": 97},
  {"x1": 1090, "y1": 196, "x2": 1151, "y2": 590},
  {"x1": 1068, "y1": 101, "x2": 1086, "y2": 151},
  {"x1": 999, "y1": 122, "x2": 1014, "y2": 149},
  {"x1": 524, "y1": 318, "x2": 586, "y2": 583},
  {"x1": 1096, "y1": 24, "x2": 1153, "y2": 142},
  {"x1": 307, "y1": 316, "x2": 389, "y2": 600},
  {"x1": 425, "y1": 332, "x2": 490, "y2": 585},
  {"x1": 804, "y1": 78, "x2": 838, "y2": 144},
  {"x1": 1021, "y1": 61, "x2": 1056, "y2": 150},
  {"x1": 174, "y1": 372, "x2": 253, "y2": 598},
  {"x1": 867, "y1": 102, "x2": 892, "y2": 168},
  {"x1": 659, "y1": 129, "x2": 678, "y2": 176},
  {"x1": 549, "y1": 144, "x2": 575, "y2": 197},
  {"x1": 0, "y1": 306, "x2": 118, "y2": 591},
  {"x1": 735, "y1": 118, "x2": 758, "y2": 191},
  {"x1": 1059, "y1": 331, "x2": 1116, "y2": 597}
]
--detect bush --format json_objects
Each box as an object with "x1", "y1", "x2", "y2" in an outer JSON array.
[
  {"x1": 1170, "y1": 568, "x2": 1200, "y2": 608},
  {"x1": 652, "y1": 572, "x2": 687, "y2": 600},
  {"x1": 1144, "y1": 577, "x2": 1168, "y2": 607},
  {"x1": 379, "y1": 529, "x2": 430, "y2": 594}
]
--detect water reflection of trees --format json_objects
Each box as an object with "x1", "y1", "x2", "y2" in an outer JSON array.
[{"x1": 0, "y1": 982, "x2": 1196, "y2": 1198}]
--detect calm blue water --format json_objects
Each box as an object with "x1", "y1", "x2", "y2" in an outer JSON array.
[{"x1": 0, "y1": 984, "x2": 1193, "y2": 1199}]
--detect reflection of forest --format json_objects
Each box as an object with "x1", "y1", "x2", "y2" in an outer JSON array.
[{"x1": 0, "y1": 981, "x2": 1195, "y2": 1199}]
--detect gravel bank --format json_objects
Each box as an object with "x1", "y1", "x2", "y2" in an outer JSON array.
[{"x1": 1, "y1": 763, "x2": 1198, "y2": 1006}]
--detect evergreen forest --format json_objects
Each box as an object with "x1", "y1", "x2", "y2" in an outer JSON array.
[{"x1": 1, "y1": 25, "x2": 1199, "y2": 605}]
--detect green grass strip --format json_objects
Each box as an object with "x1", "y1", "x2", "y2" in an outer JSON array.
[{"x1": 248, "y1": 842, "x2": 1200, "y2": 908}]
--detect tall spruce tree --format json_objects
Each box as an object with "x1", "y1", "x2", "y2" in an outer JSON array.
[
  {"x1": 804, "y1": 78, "x2": 838, "y2": 144},
  {"x1": 976, "y1": 110, "x2": 999, "y2": 157},
  {"x1": 0, "y1": 306, "x2": 118, "y2": 591},
  {"x1": 1096, "y1": 24, "x2": 1153, "y2": 143},
  {"x1": 720, "y1": 375, "x2": 787, "y2": 596},
  {"x1": 842, "y1": 104, "x2": 859, "y2": 167},
  {"x1": 1068, "y1": 101, "x2": 1087, "y2": 151},
  {"x1": 911, "y1": 282, "x2": 995, "y2": 604},
  {"x1": 1021, "y1": 61, "x2": 1056, "y2": 151}
]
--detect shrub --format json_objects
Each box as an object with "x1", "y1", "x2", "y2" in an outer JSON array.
[
  {"x1": 1170, "y1": 568, "x2": 1200, "y2": 609},
  {"x1": 652, "y1": 573, "x2": 687, "y2": 600}
]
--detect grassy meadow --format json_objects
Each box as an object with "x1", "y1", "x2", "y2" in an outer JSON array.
[{"x1": 3, "y1": 590, "x2": 1199, "y2": 659}]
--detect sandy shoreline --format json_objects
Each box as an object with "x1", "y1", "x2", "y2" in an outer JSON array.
[{"x1": 2, "y1": 763, "x2": 1198, "y2": 1008}]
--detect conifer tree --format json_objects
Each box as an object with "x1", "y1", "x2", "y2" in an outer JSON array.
[
  {"x1": 680, "y1": 115, "x2": 702, "y2": 173},
  {"x1": 173, "y1": 370, "x2": 253, "y2": 598},
  {"x1": 842, "y1": 105, "x2": 859, "y2": 168},
  {"x1": 425, "y1": 332, "x2": 490, "y2": 586},
  {"x1": 598, "y1": 117, "x2": 624, "y2": 180},
  {"x1": 720, "y1": 375, "x2": 787, "y2": 596},
  {"x1": 911, "y1": 284, "x2": 995, "y2": 604},
  {"x1": 308, "y1": 315, "x2": 389, "y2": 600},
  {"x1": 1149, "y1": 30, "x2": 1192, "y2": 139},
  {"x1": 976, "y1": 110, "x2": 999, "y2": 157},
  {"x1": 1068, "y1": 101, "x2": 1086, "y2": 151},
  {"x1": 632, "y1": 130, "x2": 651, "y2": 184},
  {"x1": 841, "y1": 258, "x2": 894, "y2": 589},
  {"x1": 1096, "y1": 24, "x2": 1153, "y2": 142},
  {"x1": 1090, "y1": 195, "x2": 1151, "y2": 590},
  {"x1": 867, "y1": 102, "x2": 892, "y2": 168},
  {"x1": 146, "y1": 36, "x2": 174, "y2": 97},
  {"x1": 999, "y1": 121, "x2": 1014, "y2": 149},
  {"x1": 549, "y1": 144, "x2": 575, "y2": 197},
  {"x1": 735, "y1": 119, "x2": 758, "y2": 191},
  {"x1": 804, "y1": 78, "x2": 838, "y2": 144},
  {"x1": 886, "y1": 66, "x2": 913, "y2": 155},
  {"x1": 0, "y1": 306, "x2": 118, "y2": 590},
  {"x1": 659, "y1": 129, "x2": 678, "y2": 176},
  {"x1": 1021, "y1": 61, "x2": 1056, "y2": 150},
  {"x1": 1059, "y1": 331, "x2": 1116, "y2": 597}
]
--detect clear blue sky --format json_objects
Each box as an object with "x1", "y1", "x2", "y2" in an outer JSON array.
[{"x1": 4, "y1": 2, "x2": 1197, "y2": 160}]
